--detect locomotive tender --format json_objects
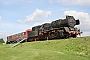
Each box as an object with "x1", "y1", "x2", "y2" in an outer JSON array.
[{"x1": 7, "y1": 16, "x2": 81, "y2": 43}]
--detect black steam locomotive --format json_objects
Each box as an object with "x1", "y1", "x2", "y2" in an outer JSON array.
[
  {"x1": 27, "y1": 15, "x2": 81, "y2": 41},
  {"x1": 7, "y1": 15, "x2": 82, "y2": 43}
]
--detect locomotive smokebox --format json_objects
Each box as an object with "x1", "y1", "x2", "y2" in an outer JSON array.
[{"x1": 75, "y1": 19, "x2": 80, "y2": 25}]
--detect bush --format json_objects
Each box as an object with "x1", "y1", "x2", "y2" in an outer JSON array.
[{"x1": 0, "y1": 38, "x2": 5, "y2": 44}]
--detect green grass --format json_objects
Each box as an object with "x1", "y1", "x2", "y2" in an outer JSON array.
[{"x1": 0, "y1": 36, "x2": 90, "y2": 60}]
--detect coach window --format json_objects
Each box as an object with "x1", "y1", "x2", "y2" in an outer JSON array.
[
  {"x1": 12, "y1": 35, "x2": 15, "y2": 38},
  {"x1": 21, "y1": 33, "x2": 24, "y2": 36},
  {"x1": 16, "y1": 34, "x2": 18, "y2": 37},
  {"x1": 18, "y1": 33, "x2": 20, "y2": 36}
]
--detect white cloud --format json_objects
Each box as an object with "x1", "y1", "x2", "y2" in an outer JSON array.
[
  {"x1": 0, "y1": 22, "x2": 32, "y2": 31},
  {"x1": 0, "y1": 0, "x2": 32, "y2": 4},
  {"x1": 32, "y1": 19, "x2": 51, "y2": 27},
  {"x1": 0, "y1": 16, "x2": 2, "y2": 21},
  {"x1": 50, "y1": 0, "x2": 90, "y2": 5},
  {"x1": 18, "y1": 9, "x2": 52, "y2": 23},
  {"x1": 64, "y1": 10, "x2": 90, "y2": 36}
]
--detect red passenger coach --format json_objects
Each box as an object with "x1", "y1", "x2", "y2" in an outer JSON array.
[{"x1": 7, "y1": 29, "x2": 32, "y2": 44}]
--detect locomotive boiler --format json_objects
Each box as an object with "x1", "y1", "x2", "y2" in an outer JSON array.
[{"x1": 51, "y1": 16, "x2": 80, "y2": 28}]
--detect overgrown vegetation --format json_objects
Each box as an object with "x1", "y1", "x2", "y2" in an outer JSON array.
[
  {"x1": 0, "y1": 36, "x2": 90, "y2": 60},
  {"x1": 0, "y1": 38, "x2": 5, "y2": 44}
]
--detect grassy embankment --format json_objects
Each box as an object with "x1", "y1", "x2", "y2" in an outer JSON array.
[{"x1": 0, "y1": 36, "x2": 90, "y2": 60}]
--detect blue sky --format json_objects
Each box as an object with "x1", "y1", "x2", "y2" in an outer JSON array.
[{"x1": 0, "y1": 0, "x2": 90, "y2": 42}]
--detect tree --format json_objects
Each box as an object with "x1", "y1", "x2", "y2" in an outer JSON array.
[{"x1": 0, "y1": 38, "x2": 5, "y2": 44}]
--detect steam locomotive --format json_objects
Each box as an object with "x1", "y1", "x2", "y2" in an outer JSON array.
[{"x1": 7, "y1": 16, "x2": 82, "y2": 43}]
